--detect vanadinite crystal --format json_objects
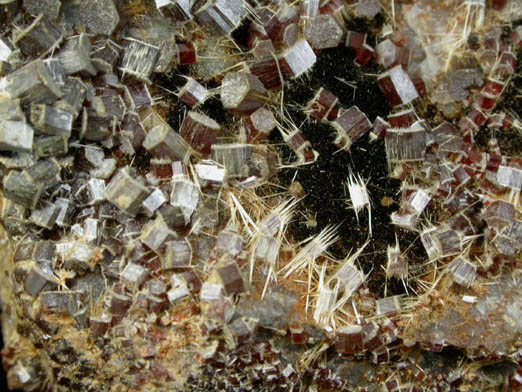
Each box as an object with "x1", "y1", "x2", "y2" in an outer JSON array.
[{"x1": 0, "y1": 1, "x2": 521, "y2": 391}]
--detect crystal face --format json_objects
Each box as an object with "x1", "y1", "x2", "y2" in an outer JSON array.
[{"x1": 0, "y1": 1, "x2": 521, "y2": 391}]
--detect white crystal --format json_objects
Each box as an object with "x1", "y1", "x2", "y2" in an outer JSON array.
[
  {"x1": 389, "y1": 65, "x2": 419, "y2": 106},
  {"x1": 200, "y1": 282, "x2": 223, "y2": 302},
  {"x1": 143, "y1": 188, "x2": 167, "y2": 216},
  {"x1": 195, "y1": 161, "x2": 225, "y2": 183}
]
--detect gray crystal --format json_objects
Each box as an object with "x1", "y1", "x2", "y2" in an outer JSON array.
[
  {"x1": 57, "y1": 34, "x2": 96, "y2": 76},
  {"x1": 79, "y1": 0, "x2": 120, "y2": 36},
  {"x1": 119, "y1": 38, "x2": 160, "y2": 83},
  {"x1": 90, "y1": 158, "x2": 116, "y2": 179},
  {"x1": 140, "y1": 216, "x2": 177, "y2": 252},
  {"x1": 44, "y1": 59, "x2": 67, "y2": 86},
  {"x1": 221, "y1": 72, "x2": 267, "y2": 114},
  {"x1": 95, "y1": 95, "x2": 126, "y2": 121},
  {"x1": 84, "y1": 218, "x2": 98, "y2": 242},
  {"x1": 200, "y1": 282, "x2": 223, "y2": 302},
  {"x1": 143, "y1": 122, "x2": 191, "y2": 163},
  {"x1": 495, "y1": 220, "x2": 522, "y2": 256},
  {"x1": 447, "y1": 68, "x2": 483, "y2": 101},
  {"x1": 304, "y1": 15, "x2": 343, "y2": 50},
  {"x1": 447, "y1": 257, "x2": 476, "y2": 287},
  {"x1": 163, "y1": 238, "x2": 192, "y2": 270},
  {"x1": 120, "y1": 262, "x2": 148, "y2": 290},
  {"x1": 0, "y1": 152, "x2": 34, "y2": 170},
  {"x1": 23, "y1": 159, "x2": 59, "y2": 188},
  {"x1": 355, "y1": 0, "x2": 381, "y2": 18},
  {"x1": 0, "y1": 121, "x2": 33, "y2": 152},
  {"x1": 167, "y1": 285, "x2": 190, "y2": 303},
  {"x1": 91, "y1": 39, "x2": 122, "y2": 73},
  {"x1": 385, "y1": 122, "x2": 427, "y2": 163},
  {"x1": 78, "y1": 108, "x2": 112, "y2": 142},
  {"x1": 104, "y1": 167, "x2": 150, "y2": 216},
  {"x1": 179, "y1": 78, "x2": 208, "y2": 107},
  {"x1": 0, "y1": 36, "x2": 13, "y2": 62},
  {"x1": 212, "y1": 144, "x2": 252, "y2": 179},
  {"x1": 254, "y1": 235, "x2": 279, "y2": 265},
  {"x1": 157, "y1": 0, "x2": 193, "y2": 21},
  {"x1": 170, "y1": 177, "x2": 200, "y2": 223},
  {"x1": 2, "y1": 59, "x2": 63, "y2": 104},
  {"x1": 23, "y1": 0, "x2": 62, "y2": 20},
  {"x1": 0, "y1": 97, "x2": 24, "y2": 121},
  {"x1": 252, "y1": 39, "x2": 275, "y2": 59},
  {"x1": 497, "y1": 165, "x2": 522, "y2": 190},
  {"x1": 125, "y1": 15, "x2": 178, "y2": 73},
  {"x1": 55, "y1": 197, "x2": 75, "y2": 227},
  {"x1": 84, "y1": 146, "x2": 105, "y2": 167},
  {"x1": 279, "y1": 39, "x2": 317, "y2": 78},
  {"x1": 376, "y1": 39, "x2": 399, "y2": 68},
  {"x1": 195, "y1": 160, "x2": 225, "y2": 184},
  {"x1": 250, "y1": 107, "x2": 277, "y2": 135},
  {"x1": 88, "y1": 178, "x2": 106, "y2": 204},
  {"x1": 13, "y1": 14, "x2": 63, "y2": 56},
  {"x1": 24, "y1": 265, "x2": 58, "y2": 297},
  {"x1": 54, "y1": 77, "x2": 86, "y2": 117},
  {"x1": 142, "y1": 188, "x2": 167, "y2": 216},
  {"x1": 157, "y1": 204, "x2": 186, "y2": 229},
  {"x1": 30, "y1": 104, "x2": 73, "y2": 136},
  {"x1": 56, "y1": 241, "x2": 95, "y2": 266},
  {"x1": 2, "y1": 170, "x2": 43, "y2": 208},
  {"x1": 30, "y1": 202, "x2": 59, "y2": 229},
  {"x1": 191, "y1": 0, "x2": 246, "y2": 36},
  {"x1": 40, "y1": 290, "x2": 84, "y2": 315},
  {"x1": 376, "y1": 296, "x2": 401, "y2": 316},
  {"x1": 216, "y1": 230, "x2": 243, "y2": 258}
]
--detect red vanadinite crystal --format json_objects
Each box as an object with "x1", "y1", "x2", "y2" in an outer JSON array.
[{"x1": 177, "y1": 42, "x2": 196, "y2": 65}]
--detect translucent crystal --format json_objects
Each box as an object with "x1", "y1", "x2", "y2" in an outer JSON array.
[
  {"x1": 179, "y1": 111, "x2": 221, "y2": 154},
  {"x1": 13, "y1": 14, "x2": 62, "y2": 57},
  {"x1": 30, "y1": 104, "x2": 73, "y2": 136},
  {"x1": 304, "y1": 15, "x2": 343, "y2": 49},
  {"x1": 3, "y1": 59, "x2": 62, "y2": 104},
  {"x1": 121, "y1": 262, "x2": 148, "y2": 290},
  {"x1": 254, "y1": 235, "x2": 280, "y2": 265},
  {"x1": 143, "y1": 122, "x2": 191, "y2": 163},
  {"x1": 163, "y1": 238, "x2": 192, "y2": 270},
  {"x1": 170, "y1": 177, "x2": 200, "y2": 223},
  {"x1": 142, "y1": 188, "x2": 167, "y2": 216},
  {"x1": 119, "y1": 38, "x2": 160, "y2": 83},
  {"x1": 78, "y1": 0, "x2": 120, "y2": 36},
  {"x1": 30, "y1": 202, "x2": 59, "y2": 229},
  {"x1": 279, "y1": 39, "x2": 317, "y2": 78},
  {"x1": 0, "y1": 121, "x2": 34, "y2": 152},
  {"x1": 221, "y1": 71, "x2": 267, "y2": 114},
  {"x1": 141, "y1": 216, "x2": 178, "y2": 252},
  {"x1": 192, "y1": 0, "x2": 246, "y2": 36},
  {"x1": 179, "y1": 78, "x2": 208, "y2": 107},
  {"x1": 216, "y1": 262, "x2": 245, "y2": 295},
  {"x1": 57, "y1": 34, "x2": 97, "y2": 76}
]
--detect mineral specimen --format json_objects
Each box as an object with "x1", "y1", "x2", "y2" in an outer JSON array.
[{"x1": 0, "y1": 1, "x2": 521, "y2": 391}]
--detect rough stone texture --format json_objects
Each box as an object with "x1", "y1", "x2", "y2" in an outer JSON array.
[
  {"x1": 304, "y1": 14, "x2": 343, "y2": 49},
  {"x1": 79, "y1": 0, "x2": 119, "y2": 36}
]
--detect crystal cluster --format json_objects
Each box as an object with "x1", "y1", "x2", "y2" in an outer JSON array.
[{"x1": 0, "y1": 1, "x2": 521, "y2": 391}]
